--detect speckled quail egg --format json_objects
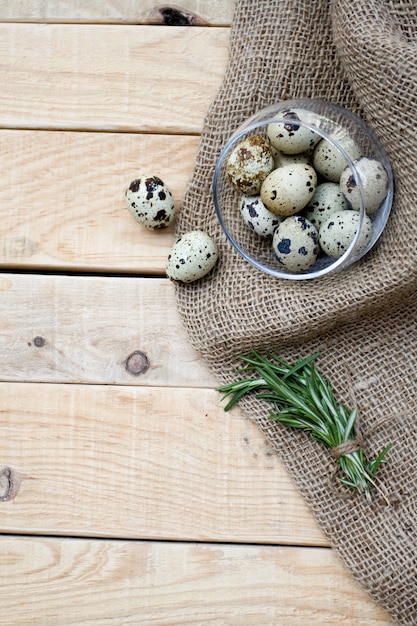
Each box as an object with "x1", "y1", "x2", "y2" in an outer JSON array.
[
  {"x1": 339, "y1": 157, "x2": 389, "y2": 214},
  {"x1": 267, "y1": 109, "x2": 321, "y2": 155},
  {"x1": 125, "y1": 175, "x2": 175, "y2": 229},
  {"x1": 302, "y1": 182, "x2": 347, "y2": 230},
  {"x1": 270, "y1": 146, "x2": 311, "y2": 169},
  {"x1": 319, "y1": 210, "x2": 373, "y2": 258},
  {"x1": 313, "y1": 136, "x2": 363, "y2": 182},
  {"x1": 226, "y1": 135, "x2": 274, "y2": 195},
  {"x1": 166, "y1": 230, "x2": 219, "y2": 283},
  {"x1": 272, "y1": 215, "x2": 319, "y2": 272},
  {"x1": 260, "y1": 163, "x2": 317, "y2": 216},
  {"x1": 240, "y1": 195, "x2": 282, "y2": 236}
]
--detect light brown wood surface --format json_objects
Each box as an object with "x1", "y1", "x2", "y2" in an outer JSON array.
[
  {"x1": 0, "y1": 381, "x2": 324, "y2": 545},
  {"x1": 0, "y1": 3, "x2": 394, "y2": 624},
  {"x1": 0, "y1": 0, "x2": 234, "y2": 25},
  {"x1": 0, "y1": 131, "x2": 195, "y2": 272},
  {"x1": 0, "y1": 274, "x2": 215, "y2": 385},
  {"x1": 0, "y1": 24, "x2": 229, "y2": 132},
  {"x1": 0, "y1": 537, "x2": 389, "y2": 626}
]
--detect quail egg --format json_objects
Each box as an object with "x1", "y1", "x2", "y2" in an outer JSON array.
[
  {"x1": 260, "y1": 163, "x2": 317, "y2": 216},
  {"x1": 270, "y1": 147, "x2": 311, "y2": 169},
  {"x1": 272, "y1": 215, "x2": 319, "y2": 272},
  {"x1": 125, "y1": 175, "x2": 175, "y2": 229},
  {"x1": 319, "y1": 210, "x2": 373, "y2": 258},
  {"x1": 267, "y1": 109, "x2": 321, "y2": 154},
  {"x1": 302, "y1": 182, "x2": 347, "y2": 230},
  {"x1": 240, "y1": 195, "x2": 282, "y2": 236},
  {"x1": 313, "y1": 136, "x2": 363, "y2": 182},
  {"x1": 340, "y1": 157, "x2": 389, "y2": 214},
  {"x1": 226, "y1": 135, "x2": 274, "y2": 195},
  {"x1": 166, "y1": 230, "x2": 219, "y2": 283}
]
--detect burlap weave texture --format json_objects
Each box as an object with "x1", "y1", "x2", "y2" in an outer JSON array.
[{"x1": 175, "y1": 1, "x2": 417, "y2": 623}]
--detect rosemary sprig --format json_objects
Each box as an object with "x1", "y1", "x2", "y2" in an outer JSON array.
[{"x1": 217, "y1": 351, "x2": 392, "y2": 502}]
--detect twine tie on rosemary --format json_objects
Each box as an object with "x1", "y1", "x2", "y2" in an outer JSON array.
[
  {"x1": 330, "y1": 436, "x2": 364, "y2": 460},
  {"x1": 330, "y1": 414, "x2": 397, "y2": 461},
  {"x1": 217, "y1": 351, "x2": 393, "y2": 503},
  {"x1": 175, "y1": 1, "x2": 417, "y2": 620}
]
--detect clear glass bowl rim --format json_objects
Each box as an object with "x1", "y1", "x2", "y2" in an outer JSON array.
[{"x1": 212, "y1": 99, "x2": 394, "y2": 280}]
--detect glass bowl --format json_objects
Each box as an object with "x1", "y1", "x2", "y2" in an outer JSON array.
[{"x1": 212, "y1": 99, "x2": 394, "y2": 280}]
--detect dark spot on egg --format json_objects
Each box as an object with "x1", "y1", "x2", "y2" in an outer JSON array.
[
  {"x1": 238, "y1": 148, "x2": 253, "y2": 161},
  {"x1": 145, "y1": 176, "x2": 164, "y2": 200},
  {"x1": 346, "y1": 175, "x2": 357, "y2": 192},
  {"x1": 129, "y1": 179, "x2": 140, "y2": 193},
  {"x1": 297, "y1": 217, "x2": 309, "y2": 230},
  {"x1": 278, "y1": 238, "x2": 291, "y2": 254},
  {"x1": 283, "y1": 111, "x2": 301, "y2": 133},
  {"x1": 155, "y1": 209, "x2": 167, "y2": 222}
]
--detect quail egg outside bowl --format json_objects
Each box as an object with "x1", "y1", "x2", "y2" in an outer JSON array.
[{"x1": 212, "y1": 99, "x2": 394, "y2": 280}]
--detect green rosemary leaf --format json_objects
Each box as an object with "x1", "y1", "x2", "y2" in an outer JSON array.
[
  {"x1": 216, "y1": 351, "x2": 392, "y2": 501},
  {"x1": 281, "y1": 352, "x2": 320, "y2": 380},
  {"x1": 344, "y1": 407, "x2": 358, "y2": 440},
  {"x1": 367, "y1": 444, "x2": 394, "y2": 477}
]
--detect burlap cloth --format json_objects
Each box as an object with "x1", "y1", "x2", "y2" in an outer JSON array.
[{"x1": 174, "y1": 1, "x2": 417, "y2": 623}]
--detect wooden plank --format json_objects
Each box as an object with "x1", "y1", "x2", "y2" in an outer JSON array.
[
  {"x1": 0, "y1": 130, "x2": 201, "y2": 273},
  {"x1": 0, "y1": 273, "x2": 217, "y2": 387},
  {"x1": 0, "y1": 24, "x2": 229, "y2": 133},
  {"x1": 0, "y1": 536, "x2": 393, "y2": 625},
  {"x1": 0, "y1": 381, "x2": 326, "y2": 546},
  {"x1": 0, "y1": 0, "x2": 234, "y2": 26}
]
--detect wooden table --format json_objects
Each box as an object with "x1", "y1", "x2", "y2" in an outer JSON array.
[{"x1": 0, "y1": 3, "x2": 394, "y2": 624}]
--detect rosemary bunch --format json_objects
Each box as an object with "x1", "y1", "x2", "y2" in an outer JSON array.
[{"x1": 217, "y1": 351, "x2": 392, "y2": 501}]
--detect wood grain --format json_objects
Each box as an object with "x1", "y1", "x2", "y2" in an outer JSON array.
[
  {"x1": 0, "y1": 536, "x2": 392, "y2": 626},
  {"x1": 0, "y1": 381, "x2": 325, "y2": 546},
  {"x1": 0, "y1": 273, "x2": 217, "y2": 387},
  {"x1": 0, "y1": 130, "x2": 201, "y2": 272},
  {"x1": 0, "y1": 24, "x2": 229, "y2": 133},
  {"x1": 0, "y1": 0, "x2": 234, "y2": 26},
  {"x1": 0, "y1": 11, "x2": 396, "y2": 624}
]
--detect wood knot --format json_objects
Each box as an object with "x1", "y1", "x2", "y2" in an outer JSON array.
[
  {"x1": 0, "y1": 467, "x2": 20, "y2": 501},
  {"x1": 159, "y1": 7, "x2": 195, "y2": 26},
  {"x1": 125, "y1": 351, "x2": 150, "y2": 376}
]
